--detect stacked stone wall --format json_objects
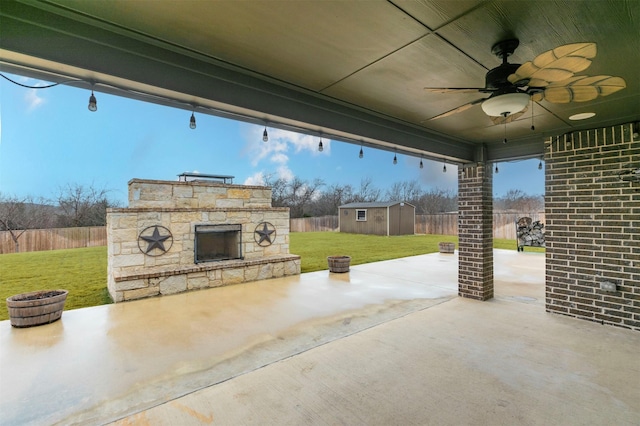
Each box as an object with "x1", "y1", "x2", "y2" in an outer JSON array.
[
  {"x1": 128, "y1": 179, "x2": 273, "y2": 208},
  {"x1": 545, "y1": 123, "x2": 639, "y2": 331},
  {"x1": 107, "y1": 179, "x2": 300, "y2": 302}
]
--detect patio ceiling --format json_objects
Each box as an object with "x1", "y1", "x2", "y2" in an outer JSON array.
[{"x1": 1, "y1": 0, "x2": 639, "y2": 163}]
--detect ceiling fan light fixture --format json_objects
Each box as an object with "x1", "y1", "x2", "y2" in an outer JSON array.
[
  {"x1": 481, "y1": 92, "x2": 529, "y2": 117},
  {"x1": 569, "y1": 112, "x2": 596, "y2": 121}
]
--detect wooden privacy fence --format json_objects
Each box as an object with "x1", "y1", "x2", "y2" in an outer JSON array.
[
  {"x1": 415, "y1": 213, "x2": 458, "y2": 235},
  {"x1": 291, "y1": 212, "x2": 545, "y2": 240},
  {"x1": 0, "y1": 226, "x2": 107, "y2": 254},
  {"x1": 289, "y1": 215, "x2": 339, "y2": 232},
  {"x1": 1, "y1": 212, "x2": 545, "y2": 254}
]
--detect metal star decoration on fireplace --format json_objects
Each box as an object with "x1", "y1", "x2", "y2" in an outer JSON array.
[
  {"x1": 138, "y1": 225, "x2": 173, "y2": 256},
  {"x1": 254, "y1": 222, "x2": 276, "y2": 246}
]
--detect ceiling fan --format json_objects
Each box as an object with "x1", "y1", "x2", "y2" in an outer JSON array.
[{"x1": 425, "y1": 39, "x2": 626, "y2": 124}]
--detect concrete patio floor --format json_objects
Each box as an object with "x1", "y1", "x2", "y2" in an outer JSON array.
[{"x1": 1, "y1": 250, "x2": 638, "y2": 425}]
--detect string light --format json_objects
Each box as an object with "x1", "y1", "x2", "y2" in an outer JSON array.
[
  {"x1": 495, "y1": 163, "x2": 499, "y2": 173},
  {"x1": 189, "y1": 112, "x2": 196, "y2": 129},
  {"x1": 318, "y1": 138, "x2": 323, "y2": 152},
  {"x1": 359, "y1": 146, "x2": 363, "y2": 159},
  {"x1": 419, "y1": 158, "x2": 424, "y2": 169},
  {"x1": 538, "y1": 160, "x2": 543, "y2": 170},
  {"x1": 263, "y1": 127, "x2": 268, "y2": 142},
  {"x1": 442, "y1": 162, "x2": 447, "y2": 173},
  {"x1": 88, "y1": 90, "x2": 97, "y2": 112},
  {"x1": 393, "y1": 152, "x2": 397, "y2": 165}
]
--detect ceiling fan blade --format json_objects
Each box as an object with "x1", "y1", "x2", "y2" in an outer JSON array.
[
  {"x1": 531, "y1": 92, "x2": 544, "y2": 102},
  {"x1": 543, "y1": 75, "x2": 626, "y2": 103},
  {"x1": 424, "y1": 88, "x2": 484, "y2": 94},
  {"x1": 489, "y1": 107, "x2": 528, "y2": 125},
  {"x1": 508, "y1": 42, "x2": 597, "y2": 86},
  {"x1": 426, "y1": 98, "x2": 487, "y2": 121}
]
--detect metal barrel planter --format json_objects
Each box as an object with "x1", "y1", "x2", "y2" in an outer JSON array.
[
  {"x1": 6, "y1": 290, "x2": 68, "y2": 328},
  {"x1": 327, "y1": 256, "x2": 351, "y2": 273},
  {"x1": 438, "y1": 242, "x2": 456, "y2": 253}
]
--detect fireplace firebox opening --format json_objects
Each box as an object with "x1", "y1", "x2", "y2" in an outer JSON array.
[{"x1": 195, "y1": 224, "x2": 243, "y2": 263}]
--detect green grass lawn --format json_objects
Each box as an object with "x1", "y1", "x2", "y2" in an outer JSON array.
[
  {"x1": 0, "y1": 246, "x2": 110, "y2": 321},
  {"x1": 291, "y1": 232, "x2": 459, "y2": 272},
  {"x1": 0, "y1": 233, "x2": 543, "y2": 320}
]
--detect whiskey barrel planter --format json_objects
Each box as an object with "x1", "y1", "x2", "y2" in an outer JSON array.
[
  {"x1": 438, "y1": 242, "x2": 455, "y2": 254},
  {"x1": 327, "y1": 256, "x2": 351, "y2": 273},
  {"x1": 6, "y1": 290, "x2": 68, "y2": 328}
]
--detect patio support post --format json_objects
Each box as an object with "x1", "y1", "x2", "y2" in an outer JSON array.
[{"x1": 457, "y1": 163, "x2": 494, "y2": 300}]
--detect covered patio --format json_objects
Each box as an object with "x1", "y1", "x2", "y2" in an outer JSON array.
[
  {"x1": 2, "y1": 0, "x2": 638, "y2": 330},
  {"x1": 1, "y1": 2, "x2": 638, "y2": 423},
  {"x1": 1, "y1": 250, "x2": 638, "y2": 425}
]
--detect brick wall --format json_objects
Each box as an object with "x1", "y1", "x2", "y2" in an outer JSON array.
[
  {"x1": 545, "y1": 122, "x2": 639, "y2": 331},
  {"x1": 458, "y1": 163, "x2": 494, "y2": 300}
]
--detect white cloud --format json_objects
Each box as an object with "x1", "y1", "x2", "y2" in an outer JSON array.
[
  {"x1": 270, "y1": 152, "x2": 289, "y2": 165},
  {"x1": 244, "y1": 171, "x2": 265, "y2": 186},
  {"x1": 25, "y1": 89, "x2": 45, "y2": 111},
  {"x1": 241, "y1": 124, "x2": 329, "y2": 181},
  {"x1": 242, "y1": 165, "x2": 294, "y2": 186},
  {"x1": 276, "y1": 165, "x2": 294, "y2": 181},
  {"x1": 418, "y1": 160, "x2": 458, "y2": 192}
]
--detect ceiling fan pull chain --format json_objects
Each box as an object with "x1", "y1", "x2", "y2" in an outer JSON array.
[
  {"x1": 503, "y1": 112, "x2": 508, "y2": 143},
  {"x1": 531, "y1": 100, "x2": 535, "y2": 131}
]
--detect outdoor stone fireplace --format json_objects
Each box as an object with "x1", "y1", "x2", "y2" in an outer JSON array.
[{"x1": 106, "y1": 177, "x2": 300, "y2": 302}]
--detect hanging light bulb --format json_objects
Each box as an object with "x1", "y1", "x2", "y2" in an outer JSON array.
[
  {"x1": 495, "y1": 163, "x2": 499, "y2": 173},
  {"x1": 393, "y1": 153, "x2": 397, "y2": 165},
  {"x1": 88, "y1": 90, "x2": 97, "y2": 112},
  {"x1": 442, "y1": 162, "x2": 447, "y2": 173},
  {"x1": 359, "y1": 146, "x2": 363, "y2": 159},
  {"x1": 318, "y1": 138, "x2": 323, "y2": 152},
  {"x1": 538, "y1": 160, "x2": 543, "y2": 170},
  {"x1": 189, "y1": 112, "x2": 196, "y2": 129},
  {"x1": 262, "y1": 127, "x2": 269, "y2": 142},
  {"x1": 419, "y1": 158, "x2": 424, "y2": 169}
]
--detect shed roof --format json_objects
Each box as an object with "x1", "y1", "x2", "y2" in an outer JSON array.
[{"x1": 339, "y1": 201, "x2": 415, "y2": 209}]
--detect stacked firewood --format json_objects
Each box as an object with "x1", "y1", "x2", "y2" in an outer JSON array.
[{"x1": 516, "y1": 217, "x2": 545, "y2": 251}]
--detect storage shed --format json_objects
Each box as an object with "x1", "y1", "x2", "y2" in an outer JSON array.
[{"x1": 339, "y1": 201, "x2": 415, "y2": 236}]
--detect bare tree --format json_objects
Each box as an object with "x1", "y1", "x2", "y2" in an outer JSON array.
[
  {"x1": 286, "y1": 177, "x2": 325, "y2": 218},
  {"x1": 55, "y1": 183, "x2": 118, "y2": 227},
  {"x1": 262, "y1": 175, "x2": 325, "y2": 217},
  {"x1": 352, "y1": 177, "x2": 381, "y2": 203},
  {"x1": 385, "y1": 180, "x2": 423, "y2": 204},
  {"x1": 416, "y1": 189, "x2": 458, "y2": 214},
  {"x1": 309, "y1": 183, "x2": 354, "y2": 216},
  {"x1": 263, "y1": 174, "x2": 289, "y2": 208},
  {"x1": 494, "y1": 189, "x2": 544, "y2": 212},
  {"x1": 0, "y1": 194, "x2": 55, "y2": 252}
]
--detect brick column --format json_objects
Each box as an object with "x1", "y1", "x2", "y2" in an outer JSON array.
[
  {"x1": 545, "y1": 123, "x2": 639, "y2": 331},
  {"x1": 458, "y1": 163, "x2": 494, "y2": 300}
]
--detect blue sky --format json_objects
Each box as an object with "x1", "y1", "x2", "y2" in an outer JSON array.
[{"x1": 0, "y1": 73, "x2": 544, "y2": 205}]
